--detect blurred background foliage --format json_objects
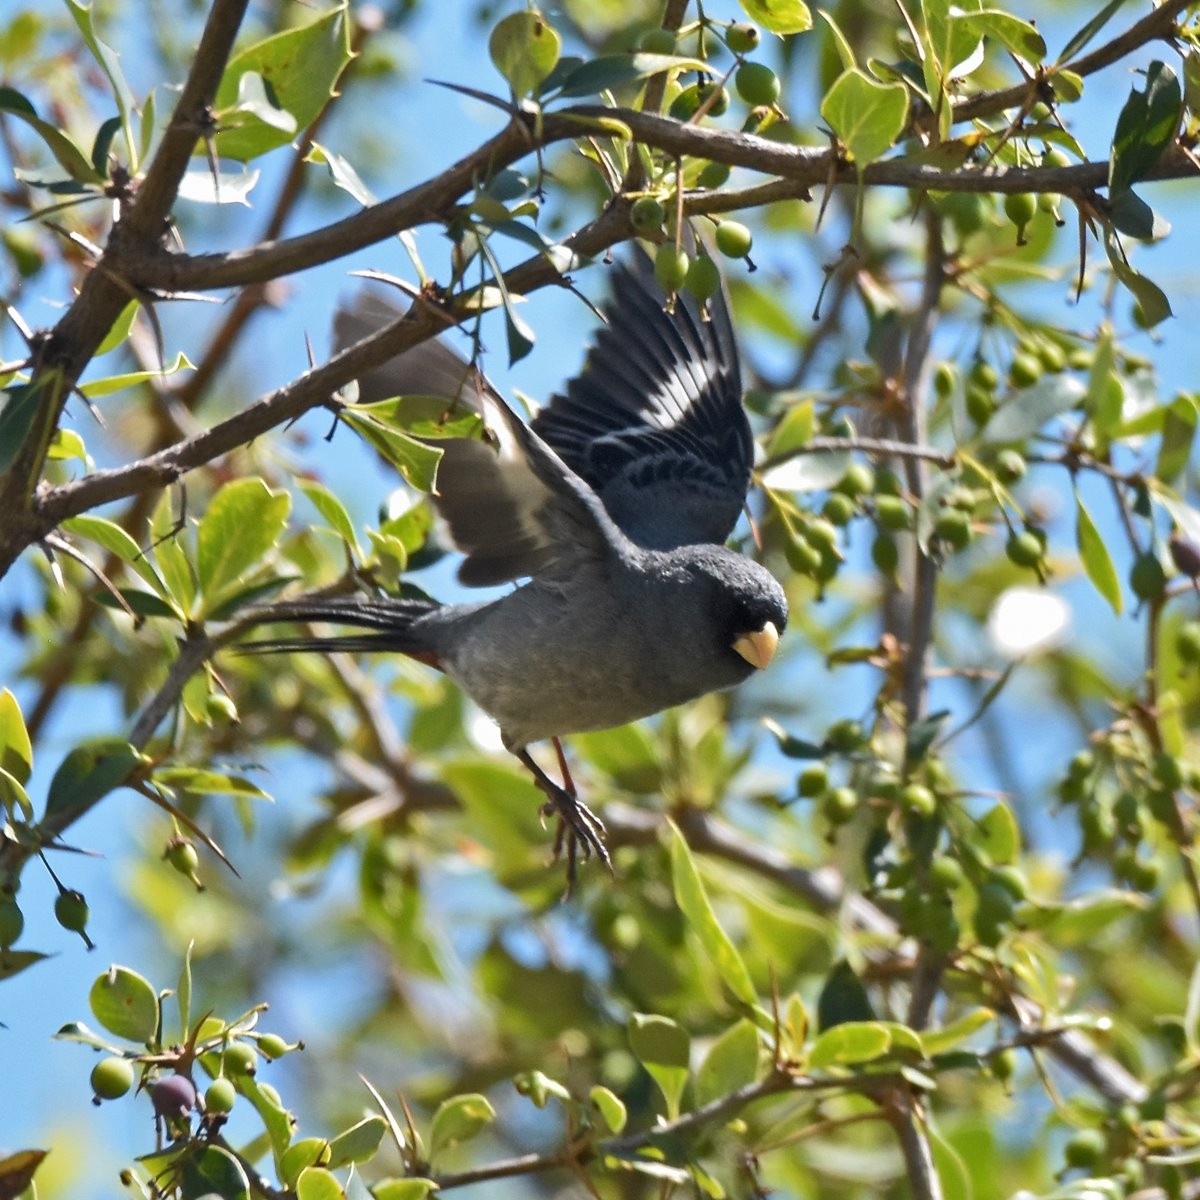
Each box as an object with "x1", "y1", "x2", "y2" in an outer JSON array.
[{"x1": 3, "y1": 0, "x2": 1200, "y2": 1197}]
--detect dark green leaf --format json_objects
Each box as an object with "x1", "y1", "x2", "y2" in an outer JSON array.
[
  {"x1": 43, "y1": 738, "x2": 143, "y2": 824},
  {"x1": 695, "y1": 1019, "x2": 760, "y2": 1107},
  {"x1": 94, "y1": 588, "x2": 178, "y2": 619},
  {"x1": 553, "y1": 52, "x2": 709, "y2": 99},
  {"x1": 179, "y1": 1145, "x2": 250, "y2": 1200},
  {"x1": 629, "y1": 1013, "x2": 689, "y2": 1118},
  {"x1": 0, "y1": 380, "x2": 48, "y2": 474},
  {"x1": 0, "y1": 950, "x2": 49, "y2": 981},
  {"x1": 906, "y1": 710, "x2": 950, "y2": 762},
  {"x1": 1157, "y1": 394, "x2": 1198, "y2": 484},
  {"x1": 817, "y1": 960, "x2": 875, "y2": 1031},
  {"x1": 1109, "y1": 61, "x2": 1181, "y2": 199},
  {"x1": 762, "y1": 719, "x2": 826, "y2": 760},
  {"x1": 1108, "y1": 189, "x2": 1170, "y2": 240},
  {"x1": 0, "y1": 86, "x2": 101, "y2": 182},
  {"x1": 1057, "y1": 0, "x2": 1128, "y2": 63},
  {"x1": 1074, "y1": 492, "x2": 1122, "y2": 616},
  {"x1": 90, "y1": 115, "x2": 123, "y2": 178}
]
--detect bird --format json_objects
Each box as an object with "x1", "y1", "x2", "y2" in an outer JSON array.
[{"x1": 242, "y1": 247, "x2": 788, "y2": 884}]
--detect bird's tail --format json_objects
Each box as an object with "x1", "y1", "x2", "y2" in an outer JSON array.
[{"x1": 239, "y1": 595, "x2": 441, "y2": 658}]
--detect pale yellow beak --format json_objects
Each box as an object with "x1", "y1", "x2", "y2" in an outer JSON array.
[{"x1": 733, "y1": 621, "x2": 780, "y2": 671}]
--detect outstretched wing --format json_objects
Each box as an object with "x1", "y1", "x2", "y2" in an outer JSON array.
[
  {"x1": 335, "y1": 291, "x2": 625, "y2": 588},
  {"x1": 531, "y1": 250, "x2": 752, "y2": 549}
]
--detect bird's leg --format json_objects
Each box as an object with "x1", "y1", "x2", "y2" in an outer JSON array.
[{"x1": 516, "y1": 744, "x2": 611, "y2": 890}]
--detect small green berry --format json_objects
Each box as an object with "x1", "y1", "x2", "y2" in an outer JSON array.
[
  {"x1": 821, "y1": 786, "x2": 858, "y2": 825},
  {"x1": 965, "y1": 384, "x2": 996, "y2": 426},
  {"x1": 725, "y1": 22, "x2": 761, "y2": 54},
  {"x1": 871, "y1": 533, "x2": 899, "y2": 574},
  {"x1": 797, "y1": 762, "x2": 828, "y2": 798},
  {"x1": 0, "y1": 897, "x2": 23, "y2": 948},
  {"x1": 55, "y1": 889, "x2": 90, "y2": 934},
  {"x1": 221, "y1": 1042, "x2": 257, "y2": 1077},
  {"x1": 1130, "y1": 552, "x2": 1166, "y2": 602},
  {"x1": 822, "y1": 492, "x2": 857, "y2": 527},
  {"x1": 696, "y1": 161, "x2": 730, "y2": 189},
  {"x1": 654, "y1": 243, "x2": 689, "y2": 292},
  {"x1": 734, "y1": 62, "x2": 781, "y2": 107},
  {"x1": 825, "y1": 719, "x2": 865, "y2": 754},
  {"x1": 835, "y1": 462, "x2": 874, "y2": 498},
  {"x1": 968, "y1": 359, "x2": 998, "y2": 391},
  {"x1": 91, "y1": 1056, "x2": 134, "y2": 1102},
  {"x1": 1176, "y1": 620, "x2": 1200, "y2": 665},
  {"x1": 258, "y1": 1033, "x2": 289, "y2": 1060},
  {"x1": 638, "y1": 28, "x2": 676, "y2": 54},
  {"x1": 994, "y1": 449, "x2": 1026, "y2": 484},
  {"x1": 1006, "y1": 530, "x2": 1044, "y2": 569},
  {"x1": 934, "y1": 507, "x2": 972, "y2": 551},
  {"x1": 1009, "y1": 352, "x2": 1042, "y2": 388},
  {"x1": 1003, "y1": 192, "x2": 1037, "y2": 230},
  {"x1": 901, "y1": 783, "x2": 937, "y2": 816},
  {"x1": 875, "y1": 494, "x2": 912, "y2": 532},
  {"x1": 715, "y1": 220, "x2": 753, "y2": 259},
  {"x1": 205, "y1": 1077, "x2": 237, "y2": 1115},
  {"x1": 1063, "y1": 1128, "x2": 1106, "y2": 1171},
  {"x1": 805, "y1": 518, "x2": 839, "y2": 551},
  {"x1": 629, "y1": 196, "x2": 665, "y2": 234},
  {"x1": 696, "y1": 82, "x2": 729, "y2": 116},
  {"x1": 684, "y1": 254, "x2": 721, "y2": 302}
]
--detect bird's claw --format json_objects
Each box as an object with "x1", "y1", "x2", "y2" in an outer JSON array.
[{"x1": 538, "y1": 786, "x2": 612, "y2": 894}]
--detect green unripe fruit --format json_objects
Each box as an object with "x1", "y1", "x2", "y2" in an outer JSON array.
[
  {"x1": 1067, "y1": 749, "x2": 1095, "y2": 781},
  {"x1": 1063, "y1": 1127, "x2": 1106, "y2": 1170},
  {"x1": 222, "y1": 1042, "x2": 258, "y2": 1077},
  {"x1": 965, "y1": 384, "x2": 996, "y2": 426},
  {"x1": 901, "y1": 783, "x2": 937, "y2": 816},
  {"x1": 629, "y1": 196, "x2": 665, "y2": 233},
  {"x1": 166, "y1": 838, "x2": 200, "y2": 878},
  {"x1": 206, "y1": 693, "x2": 238, "y2": 724},
  {"x1": 1081, "y1": 801, "x2": 1117, "y2": 850},
  {"x1": 1176, "y1": 620, "x2": 1200, "y2": 664},
  {"x1": 785, "y1": 534, "x2": 821, "y2": 574},
  {"x1": 684, "y1": 254, "x2": 721, "y2": 302},
  {"x1": 639, "y1": 28, "x2": 676, "y2": 54},
  {"x1": 1009, "y1": 352, "x2": 1042, "y2": 388},
  {"x1": 992, "y1": 1047, "x2": 1018, "y2": 1083},
  {"x1": 825, "y1": 719, "x2": 864, "y2": 754},
  {"x1": 1130, "y1": 856, "x2": 1162, "y2": 891},
  {"x1": 696, "y1": 82, "x2": 729, "y2": 116},
  {"x1": 696, "y1": 161, "x2": 730, "y2": 189},
  {"x1": 715, "y1": 220, "x2": 753, "y2": 259},
  {"x1": 821, "y1": 786, "x2": 858, "y2": 825},
  {"x1": 669, "y1": 85, "x2": 702, "y2": 121},
  {"x1": 1154, "y1": 750, "x2": 1185, "y2": 791},
  {"x1": 1129, "y1": 552, "x2": 1166, "y2": 602},
  {"x1": 934, "y1": 507, "x2": 972, "y2": 550},
  {"x1": 871, "y1": 533, "x2": 899, "y2": 574},
  {"x1": 822, "y1": 492, "x2": 856, "y2": 526},
  {"x1": 835, "y1": 462, "x2": 874, "y2": 498},
  {"x1": 875, "y1": 494, "x2": 912, "y2": 531},
  {"x1": 725, "y1": 21, "x2": 761, "y2": 54},
  {"x1": 91, "y1": 1056, "x2": 134, "y2": 1101},
  {"x1": 654, "y1": 244, "x2": 689, "y2": 292},
  {"x1": 1037, "y1": 340, "x2": 1067, "y2": 373},
  {"x1": 1042, "y1": 147, "x2": 1071, "y2": 169},
  {"x1": 933, "y1": 361, "x2": 956, "y2": 398},
  {"x1": 1006, "y1": 530, "x2": 1044, "y2": 568},
  {"x1": 994, "y1": 449, "x2": 1026, "y2": 484},
  {"x1": 968, "y1": 359, "x2": 998, "y2": 391},
  {"x1": 875, "y1": 467, "x2": 903, "y2": 496},
  {"x1": 205, "y1": 1078, "x2": 237, "y2": 1115},
  {"x1": 258, "y1": 1033, "x2": 289, "y2": 1060},
  {"x1": 0, "y1": 897, "x2": 23, "y2": 948},
  {"x1": 1113, "y1": 790, "x2": 1141, "y2": 830},
  {"x1": 797, "y1": 762, "x2": 828, "y2": 798},
  {"x1": 929, "y1": 855, "x2": 965, "y2": 891},
  {"x1": 55, "y1": 889, "x2": 89, "y2": 933},
  {"x1": 975, "y1": 880, "x2": 1015, "y2": 926},
  {"x1": 805, "y1": 518, "x2": 839, "y2": 551},
  {"x1": 987, "y1": 865, "x2": 1029, "y2": 901},
  {"x1": 734, "y1": 62, "x2": 781, "y2": 106},
  {"x1": 1003, "y1": 192, "x2": 1037, "y2": 229}
]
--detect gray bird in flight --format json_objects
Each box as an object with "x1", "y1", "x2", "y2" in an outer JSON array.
[{"x1": 245, "y1": 249, "x2": 787, "y2": 883}]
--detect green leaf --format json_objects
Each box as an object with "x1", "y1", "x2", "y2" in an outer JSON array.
[
  {"x1": 489, "y1": 10, "x2": 561, "y2": 97},
  {"x1": 307, "y1": 141, "x2": 377, "y2": 206},
  {"x1": 589, "y1": 1085, "x2": 627, "y2": 1134},
  {"x1": 89, "y1": 964, "x2": 159, "y2": 1043},
  {"x1": 552, "y1": 52, "x2": 710, "y2": 98},
  {"x1": 816, "y1": 960, "x2": 875, "y2": 1031},
  {"x1": 983, "y1": 375, "x2": 1085, "y2": 442},
  {"x1": 669, "y1": 821, "x2": 757, "y2": 1008},
  {"x1": 240, "y1": 1074, "x2": 296, "y2": 1163},
  {"x1": 1157, "y1": 394, "x2": 1198, "y2": 484},
  {"x1": 196, "y1": 479, "x2": 290, "y2": 615},
  {"x1": 0, "y1": 950, "x2": 50, "y2": 981},
  {"x1": 0, "y1": 86, "x2": 101, "y2": 183},
  {"x1": 572, "y1": 724, "x2": 662, "y2": 793},
  {"x1": 180, "y1": 1145, "x2": 250, "y2": 1200},
  {"x1": 1105, "y1": 240, "x2": 1173, "y2": 328},
  {"x1": 920, "y1": 1008, "x2": 995, "y2": 1055},
  {"x1": 65, "y1": 1, "x2": 135, "y2": 156},
  {"x1": 767, "y1": 399, "x2": 814, "y2": 460},
  {"x1": 372, "y1": 1182, "x2": 437, "y2": 1200},
  {"x1": 1074, "y1": 492, "x2": 1123, "y2": 615},
  {"x1": 429, "y1": 1093, "x2": 495, "y2": 1163},
  {"x1": 976, "y1": 801, "x2": 1019, "y2": 865},
  {"x1": 0, "y1": 379, "x2": 49, "y2": 474},
  {"x1": 152, "y1": 766, "x2": 269, "y2": 800},
  {"x1": 738, "y1": 0, "x2": 812, "y2": 35},
  {"x1": 79, "y1": 350, "x2": 194, "y2": 397},
  {"x1": 957, "y1": 10, "x2": 1045, "y2": 63},
  {"x1": 629, "y1": 1013, "x2": 689, "y2": 1119},
  {"x1": 695, "y1": 1019, "x2": 760, "y2": 1107},
  {"x1": 213, "y1": 7, "x2": 352, "y2": 162},
  {"x1": 820, "y1": 68, "x2": 908, "y2": 166},
  {"x1": 0, "y1": 688, "x2": 33, "y2": 786},
  {"x1": 809, "y1": 1020, "x2": 892, "y2": 1068},
  {"x1": 0, "y1": 1151, "x2": 48, "y2": 1200},
  {"x1": 62, "y1": 513, "x2": 175, "y2": 603},
  {"x1": 478, "y1": 238, "x2": 537, "y2": 366},
  {"x1": 1109, "y1": 61, "x2": 1181, "y2": 199},
  {"x1": 1057, "y1": 0, "x2": 1128, "y2": 64},
  {"x1": 341, "y1": 409, "x2": 443, "y2": 493},
  {"x1": 0, "y1": 767, "x2": 32, "y2": 819},
  {"x1": 47, "y1": 426, "x2": 88, "y2": 464},
  {"x1": 327, "y1": 1116, "x2": 386, "y2": 1168},
  {"x1": 177, "y1": 941, "x2": 193, "y2": 1043},
  {"x1": 43, "y1": 738, "x2": 143, "y2": 824},
  {"x1": 299, "y1": 480, "x2": 360, "y2": 555},
  {"x1": 280, "y1": 1139, "x2": 330, "y2": 1189}
]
